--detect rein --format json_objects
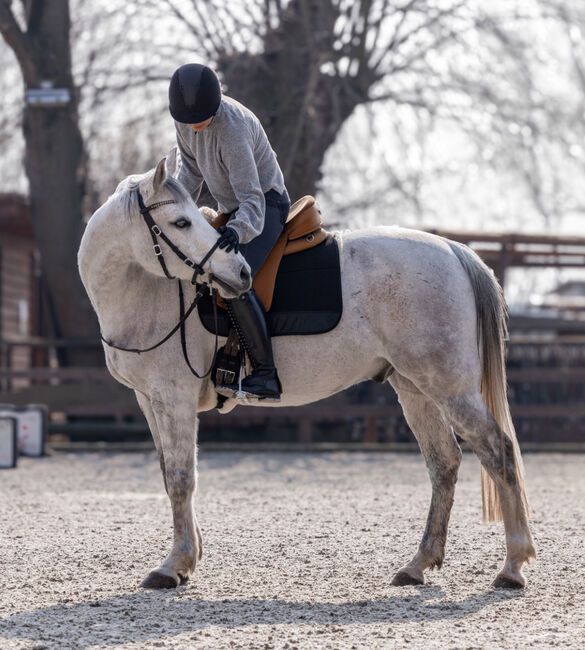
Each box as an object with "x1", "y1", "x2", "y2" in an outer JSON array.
[{"x1": 100, "y1": 189, "x2": 223, "y2": 379}]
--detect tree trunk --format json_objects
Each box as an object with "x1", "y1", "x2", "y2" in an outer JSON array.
[
  {"x1": 219, "y1": 0, "x2": 377, "y2": 202},
  {"x1": 1, "y1": 0, "x2": 100, "y2": 365}
]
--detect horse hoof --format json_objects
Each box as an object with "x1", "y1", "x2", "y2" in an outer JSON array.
[
  {"x1": 141, "y1": 571, "x2": 179, "y2": 589},
  {"x1": 391, "y1": 567, "x2": 425, "y2": 586},
  {"x1": 492, "y1": 572, "x2": 525, "y2": 589}
]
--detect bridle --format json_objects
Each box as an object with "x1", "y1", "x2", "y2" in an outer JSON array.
[
  {"x1": 100, "y1": 189, "x2": 224, "y2": 379},
  {"x1": 137, "y1": 191, "x2": 221, "y2": 283}
]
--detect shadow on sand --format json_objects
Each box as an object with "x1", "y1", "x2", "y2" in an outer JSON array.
[{"x1": 1, "y1": 586, "x2": 522, "y2": 648}]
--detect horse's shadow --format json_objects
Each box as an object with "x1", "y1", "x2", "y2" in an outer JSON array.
[{"x1": 2, "y1": 587, "x2": 522, "y2": 648}]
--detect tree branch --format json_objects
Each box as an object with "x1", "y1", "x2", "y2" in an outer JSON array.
[{"x1": 370, "y1": 0, "x2": 467, "y2": 74}]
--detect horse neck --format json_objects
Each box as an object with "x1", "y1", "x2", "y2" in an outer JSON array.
[{"x1": 79, "y1": 202, "x2": 195, "y2": 347}]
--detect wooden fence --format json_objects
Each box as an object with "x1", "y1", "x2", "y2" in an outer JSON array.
[{"x1": 2, "y1": 334, "x2": 585, "y2": 445}]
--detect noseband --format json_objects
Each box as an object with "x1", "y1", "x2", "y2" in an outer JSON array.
[{"x1": 100, "y1": 189, "x2": 225, "y2": 380}]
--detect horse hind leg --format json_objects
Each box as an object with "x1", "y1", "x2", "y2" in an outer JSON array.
[
  {"x1": 441, "y1": 390, "x2": 536, "y2": 588},
  {"x1": 389, "y1": 374, "x2": 462, "y2": 586}
]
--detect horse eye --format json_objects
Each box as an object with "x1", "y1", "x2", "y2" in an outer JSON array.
[{"x1": 173, "y1": 217, "x2": 191, "y2": 229}]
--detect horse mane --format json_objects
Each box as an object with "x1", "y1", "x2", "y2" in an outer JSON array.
[{"x1": 113, "y1": 171, "x2": 192, "y2": 221}]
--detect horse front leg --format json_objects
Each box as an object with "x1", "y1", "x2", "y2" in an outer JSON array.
[
  {"x1": 135, "y1": 390, "x2": 166, "y2": 480},
  {"x1": 140, "y1": 391, "x2": 202, "y2": 589},
  {"x1": 390, "y1": 375, "x2": 462, "y2": 586}
]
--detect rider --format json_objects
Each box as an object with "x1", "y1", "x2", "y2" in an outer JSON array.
[{"x1": 169, "y1": 63, "x2": 290, "y2": 401}]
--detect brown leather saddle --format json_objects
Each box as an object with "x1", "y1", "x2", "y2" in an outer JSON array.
[{"x1": 209, "y1": 195, "x2": 327, "y2": 310}]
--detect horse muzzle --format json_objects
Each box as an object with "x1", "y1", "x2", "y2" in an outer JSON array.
[{"x1": 209, "y1": 263, "x2": 251, "y2": 298}]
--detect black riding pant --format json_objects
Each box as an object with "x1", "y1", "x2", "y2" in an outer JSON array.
[{"x1": 237, "y1": 189, "x2": 290, "y2": 277}]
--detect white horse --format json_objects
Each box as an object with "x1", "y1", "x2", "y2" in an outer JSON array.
[{"x1": 78, "y1": 154, "x2": 535, "y2": 591}]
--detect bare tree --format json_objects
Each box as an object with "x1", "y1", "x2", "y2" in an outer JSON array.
[
  {"x1": 0, "y1": 0, "x2": 99, "y2": 363},
  {"x1": 317, "y1": 0, "x2": 585, "y2": 231},
  {"x1": 143, "y1": 0, "x2": 478, "y2": 201},
  {"x1": 2, "y1": 1, "x2": 584, "y2": 262}
]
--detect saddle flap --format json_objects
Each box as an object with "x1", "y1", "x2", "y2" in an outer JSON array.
[
  {"x1": 253, "y1": 232, "x2": 288, "y2": 311},
  {"x1": 254, "y1": 196, "x2": 325, "y2": 310}
]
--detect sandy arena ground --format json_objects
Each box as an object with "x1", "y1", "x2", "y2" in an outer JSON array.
[{"x1": 1, "y1": 450, "x2": 584, "y2": 649}]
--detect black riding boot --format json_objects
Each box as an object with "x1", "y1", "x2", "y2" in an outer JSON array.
[{"x1": 218, "y1": 289, "x2": 281, "y2": 400}]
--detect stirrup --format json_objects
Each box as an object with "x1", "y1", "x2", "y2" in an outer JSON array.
[
  {"x1": 216, "y1": 385, "x2": 281, "y2": 403},
  {"x1": 216, "y1": 360, "x2": 281, "y2": 402}
]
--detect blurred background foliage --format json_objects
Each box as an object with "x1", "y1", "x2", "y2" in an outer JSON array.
[
  {"x1": 1, "y1": 0, "x2": 583, "y2": 310},
  {"x1": 2, "y1": 0, "x2": 583, "y2": 224}
]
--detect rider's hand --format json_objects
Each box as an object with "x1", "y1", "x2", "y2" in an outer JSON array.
[{"x1": 217, "y1": 226, "x2": 240, "y2": 254}]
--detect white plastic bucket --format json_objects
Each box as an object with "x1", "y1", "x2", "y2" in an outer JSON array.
[
  {"x1": 0, "y1": 416, "x2": 18, "y2": 468},
  {"x1": 0, "y1": 405, "x2": 47, "y2": 457}
]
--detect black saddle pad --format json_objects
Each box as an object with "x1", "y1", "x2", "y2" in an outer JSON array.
[{"x1": 198, "y1": 234, "x2": 342, "y2": 337}]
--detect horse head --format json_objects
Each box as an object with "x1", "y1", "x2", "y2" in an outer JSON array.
[{"x1": 122, "y1": 152, "x2": 251, "y2": 299}]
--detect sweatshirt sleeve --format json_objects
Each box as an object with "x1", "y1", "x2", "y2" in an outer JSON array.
[
  {"x1": 218, "y1": 123, "x2": 265, "y2": 244},
  {"x1": 175, "y1": 125, "x2": 204, "y2": 201}
]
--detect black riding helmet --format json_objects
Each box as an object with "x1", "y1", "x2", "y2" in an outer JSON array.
[{"x1": 169, "y1": 64, "x2": 221, "y2": 124}]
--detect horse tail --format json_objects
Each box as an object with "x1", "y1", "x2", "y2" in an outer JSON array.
[{"x1": 447, "y1": 241, "x2": 530, "y2": 523}]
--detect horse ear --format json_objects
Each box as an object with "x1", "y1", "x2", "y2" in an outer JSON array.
[
  {"x1": 152, "y1": 156, "x2": 167, "y2": 193},
  {"x1": 165, "y1": 147, "x2": 178, "y2": 177}
]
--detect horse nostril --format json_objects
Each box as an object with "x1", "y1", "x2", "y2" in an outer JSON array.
[{"x1": 240, "y1": 266, "x2": 251, "y2": 286}]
